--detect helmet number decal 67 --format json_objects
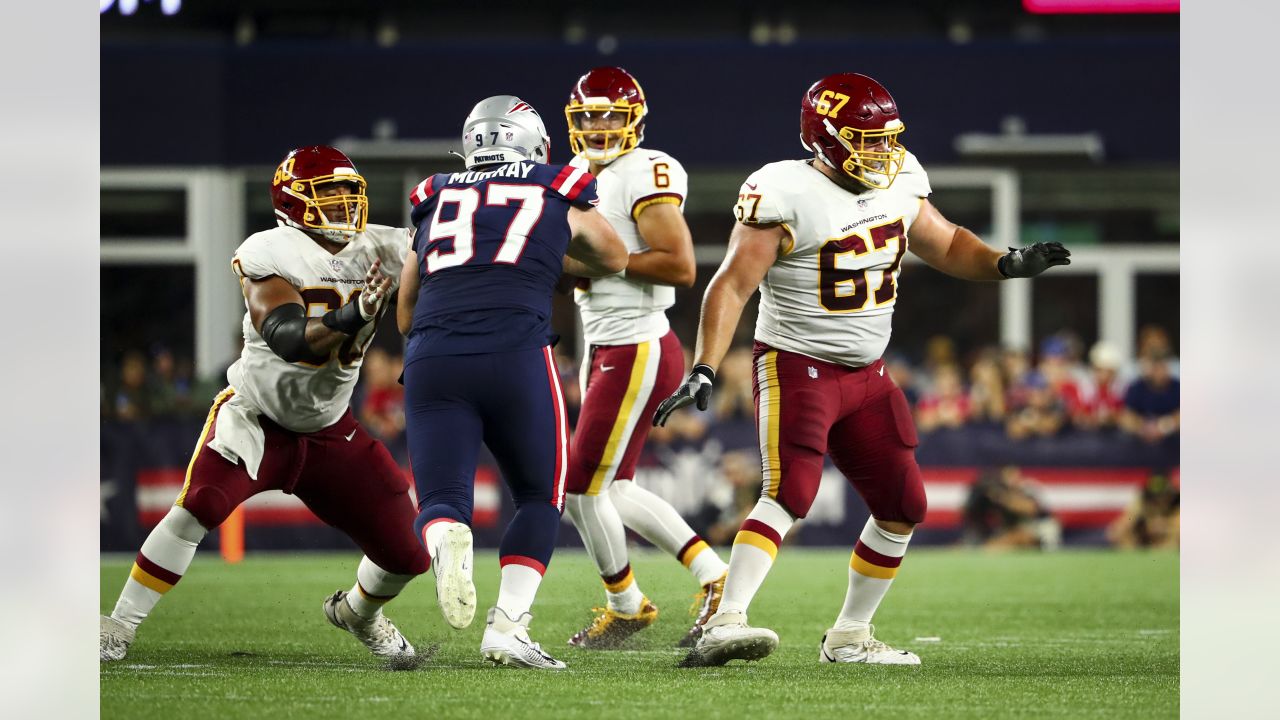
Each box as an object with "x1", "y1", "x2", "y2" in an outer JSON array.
[
  {"x1": 423, "y1": 185, "x2": 545, "y2": 273},
  {"x1": 815, "y1": 91, "x2": 851, "y2": 119}
]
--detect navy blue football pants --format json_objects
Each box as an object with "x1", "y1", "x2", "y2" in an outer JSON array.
[{"x1": 403, "y1": 345, "x2": 568, "y2": 571}]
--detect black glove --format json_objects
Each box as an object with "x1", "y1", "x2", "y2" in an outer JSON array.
[
  {"x1": 653, "y1": 364, "x2": 715, "y2": 427},
  {"x1": 997, "y1": 242, "x2": 1071, "y2": 278}
]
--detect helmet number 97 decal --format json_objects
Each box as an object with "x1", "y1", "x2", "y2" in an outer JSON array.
[{"x1": 815, "y1": 90, "x2": 851, "y2": 119}]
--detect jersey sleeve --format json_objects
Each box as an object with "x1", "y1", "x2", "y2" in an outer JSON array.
[
  {"x1": 547, "y1": 165, "x2": 599, "y2": 207},
  {"x1": 627, "y1": 153, "x2": 688, "y2": 220},
  {"x1": 231, "y1": 232, "x2": 279, "y2": 281},
  {"x1": 895, "y1": 152, "x2": 932, "y2": 199},
  {"x1": 408, "y1": 174, "x2": 444, "y2": 208},
  {"x1": 732, "y1": 165, "x2": 792, "y2": 226}
]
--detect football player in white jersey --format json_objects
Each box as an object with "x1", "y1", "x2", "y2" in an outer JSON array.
[
  {"x1": 560, "y1": 67, "x2": 729, "y2": 649},
  {"x1": 654, "y1": 73, "x2": 1070, "y2": 667},
  {"x1": 101, "y1": 146, "x2": 430, "y2": 664}
]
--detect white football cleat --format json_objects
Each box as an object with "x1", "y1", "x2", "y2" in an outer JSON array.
[
  {"x1": 679, "y1": 611, "x2": 778, "y2": 667},
  {"x1": 432, "y1": 523, "x2": 477, "y2": 629},
  {"x1": 480, "y1": 607, "x2": 566, "y2": 670},
  {"x1": 100, "y1": 615, "x2": 135, "y2": 662},
  {"x1": 323, "y1": 590, "x2": 415, "y2": 659},
  {"x1": 819, "y1": 625, "x2": 920, "y2": 665}
]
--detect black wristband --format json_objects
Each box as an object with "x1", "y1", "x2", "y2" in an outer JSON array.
[
  {"x1": 691, "y1": 364, "x2": 716, "y2": 382},
  {"x1": 997, "y1": 252, "x2": 1013, "y2": 279},
  {"x1": 321, "y1": 300, "x2": 369, "y2": 335}
]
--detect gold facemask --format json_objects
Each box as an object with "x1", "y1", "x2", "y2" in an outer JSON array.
[
  {"x1": 565, "y1": 101, "x2": 643, "y2": 163},
  {"x1": 291, "y1": 174, "x2": 369, "y2": 235},
  {"x1": 836, "y1": 123, "x2": 907, "y2": 190}
]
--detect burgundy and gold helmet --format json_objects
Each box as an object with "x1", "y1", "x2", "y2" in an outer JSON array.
[
  {"x1": 565, "y1": 66, "x2": 648, "y2": 164},
  {"x1": 800, "y1": 73, "x2": 907, "y2": 190},
  {"x1": 270, "y1": 145, "x2": 368, "y2": 243}
]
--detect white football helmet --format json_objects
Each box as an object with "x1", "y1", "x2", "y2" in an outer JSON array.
[{"x1": 461, "y1": 96, "x2": 551, "y2": 169}]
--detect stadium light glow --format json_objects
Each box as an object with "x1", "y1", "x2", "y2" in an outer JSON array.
[{"x1": 101, "y1": 0, "x2": 182, "y2": 15}]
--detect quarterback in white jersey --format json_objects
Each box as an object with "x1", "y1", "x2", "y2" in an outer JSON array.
[
  {"x1": 655, "y1": 73, "x2": 1070, "y2": 668},
  {"x1": 102, "y1": 146, "x2": 430, "y2": 666},
  {"x1": 560, "y1": 67, "x2": 729, "y2": 650}
]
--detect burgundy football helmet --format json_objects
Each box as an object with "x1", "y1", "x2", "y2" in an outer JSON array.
[
  {"x1": 270, "y1": 145, "x2": 368, "y2": 243},
  {"x1": 800, "y1": 73, "x2": 907, "y2": 190},
  {"x1": 565, "y1": 66, "x2": 648, "y2": 164}
]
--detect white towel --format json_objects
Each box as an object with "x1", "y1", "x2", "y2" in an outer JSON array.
[{"x1": 206, "y1": 392, "x2": 267, "y2": 480}]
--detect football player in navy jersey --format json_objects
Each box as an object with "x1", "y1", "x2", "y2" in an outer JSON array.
[{"x1": 397, "y1": 95, "x2": 627, "y2": 669}]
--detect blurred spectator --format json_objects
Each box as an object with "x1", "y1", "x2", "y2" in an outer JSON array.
[
  {"x1": 1119, "y1": 353, "x2": 1179, "y2": 443},
  {"x1": 1107, "y1": 470, "x2": 1179, "y2": 549},
  {"x1": 555, "y1": 348, "x2": 582, "y2": 427},
  {"x1": 916, "y1": 364, "x2": 971, "y2": 432},
  {"x1": 358, "y1": 348, "x2": 405, "y2": 443},
  {"x1": 967, "y1": 353, "x2": 1007, "y2": 424},
  {"x1": 1000, "y1": 347, "x2": 1035, "y2": 409},
  {"x1": 1133, "y1": 324, "x2": 1180, "y2": 378},
  {"x1": 712, "y1": 347, "x2": 755, "y2": 422},
  {"x1": 111, "y1": 350, "x2": 151, "y2": 421},
  {"x1": 1005, "y1": 372, "x2": 1066, "y2": 440},
  {"x1": 922, "y1": 335, "x2": 957, "y2": 374},
  {"x1": 962, "y1": 466, "x2": 1061, "y2": 550},
  {"x1": 703, "y1": 450, "x2": 763, "y2": 547},
  {"x1": 146, "y1": 345, "x2": 196, "y2": 418},
  {"x1": 1070, "y1": 341, "x2": 1126, "y2": 430},
  {"x1": 1038, "y1": 335, "x2": 1085, "y2": 409}
]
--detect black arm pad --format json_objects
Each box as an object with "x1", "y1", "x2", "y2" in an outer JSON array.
[
  {"x1": 321, "y1": 299, "x2": 369, "y2": 335},
  {"x1": 260, "y1": 303, "x2": 314, "y2": 363}
]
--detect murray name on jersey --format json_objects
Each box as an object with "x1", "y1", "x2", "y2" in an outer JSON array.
[
  {"x1": 734, "y1": 152, "x2": 931, "y2": 368},
  {"x1": 227, "y1": 224, "x2": 410, "y2": 433}
]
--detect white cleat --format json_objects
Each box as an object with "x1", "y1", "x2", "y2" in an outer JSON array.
[
  {"x1": 323, "y1": 590, "x2": 415, "y2": 659},
  {"x1": 480, "y1": 607, "x2": 566, "y2": 670},
  {"x1": 819, "y1": 625, "x2": 921, "y2": 665},
  {"x1": 100, "y1": 615, "x2": 135, "y2": 662},
  {"x1": 432, "y1": 523, "x2": 477, "y2": 629},
  {"x1": 679, "y1": 611, "x2": 778, "y2": 667}
]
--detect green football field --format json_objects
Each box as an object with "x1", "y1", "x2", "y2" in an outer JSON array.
[{"x1": 100, "y1": 548, "x2": 1178, "y2": 719}]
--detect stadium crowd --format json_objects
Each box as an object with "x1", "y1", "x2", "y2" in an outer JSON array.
[{"x1": 101, "y1": 322, "x2": 1180, "y2": 449}]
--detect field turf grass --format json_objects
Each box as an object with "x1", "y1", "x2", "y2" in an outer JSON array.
[{"x1": 101, "y1": 548, "x2": 1177, "y2": 719}]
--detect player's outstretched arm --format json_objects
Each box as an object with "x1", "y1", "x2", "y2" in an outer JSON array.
[
  {"x1": 565, "y1": 205, "x2": 628, "y2": 277},
  {"x1": 397, "y1": 250, "x2": 420, "y2": 336},
  {"x1": 625, "y1": 203, "x2": 696, "y2": 288},
  {"x1": 245, "y1": 260, "x2": 391, "y2": 363},
  {"x1": 908, "y1": 199, "x2": 1070, "y2": 280},
  {"x1": 653, "y1": 221, "x2": 781, "y2": 426}
]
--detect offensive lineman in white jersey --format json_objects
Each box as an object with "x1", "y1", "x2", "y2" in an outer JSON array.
[
  {"x1": 101, "y1": 146, "x2": 430, "y2": 664},
  {"x1": 655, "y1": 73, "x2": 1070, "y2": 667},
  {"x1": 560, "y1": 67, "x2": 729, "y2": 649}
]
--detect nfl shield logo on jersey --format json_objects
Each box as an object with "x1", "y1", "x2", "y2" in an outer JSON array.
[{"x1": 329, "y1": 258, "x2": 344, "y2": 272}]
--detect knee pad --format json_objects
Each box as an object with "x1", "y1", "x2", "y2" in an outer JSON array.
[
  {"x1": 178, "y1": 486, "x2": 232, "y2": 531},
  {"x1": 161, "y1": 505, "x2": 209, "y2": 543}
]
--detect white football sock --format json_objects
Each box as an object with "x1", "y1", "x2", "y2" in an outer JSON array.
[
  {"x1": 565, "y1": 491, "x2": 645, "y2": 613},
  {"x1": 835, "y1": 518, "x2": 912, "y2": 631},
  {"x1": 345, "y1": 556, "x2": 416, "y2": 620},
  {"x1": 610, "y1": 479, "x2": 728, "y2": 585},
  {"x1": 111, "y1": 506, "x2": 207, "y2": 629},
  {"x1": 495, "y1": 563, "x2": 543, "y2": 619},
  {"x1": 422, "y1": 518, "x2": 462, "y2": 562},
  {"x1": 716, "y1": 497, "x2": 794, "y2": 617}
]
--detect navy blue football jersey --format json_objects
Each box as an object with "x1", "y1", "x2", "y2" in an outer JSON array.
[{"x1": 404, "y1": 161, "x2": 598, "y2": 360}]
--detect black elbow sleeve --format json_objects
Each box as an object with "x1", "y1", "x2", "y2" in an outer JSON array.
[{"x1": 260, "y1": 304, "x2": 314, "y2": 363}]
